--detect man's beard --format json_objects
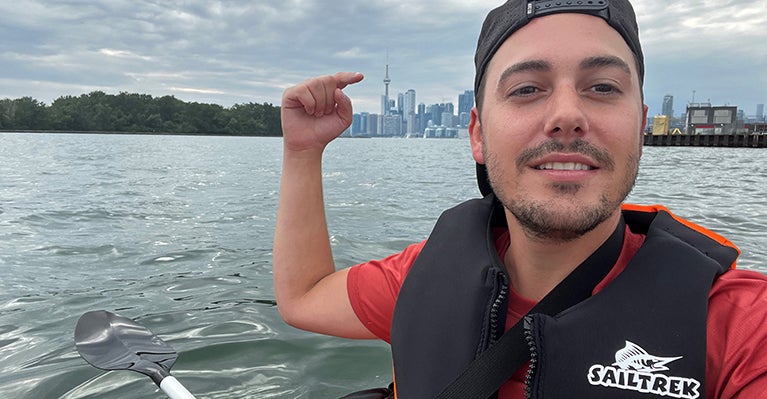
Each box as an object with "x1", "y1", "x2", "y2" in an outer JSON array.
[{"x1": 485, "y1": 138, "x2": 639, "y2": 242}]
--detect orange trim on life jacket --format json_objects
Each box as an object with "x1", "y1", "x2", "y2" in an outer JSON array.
[
  {"x1": 621, "y1": 203, "x2": 740, "y2": 269},
  {"x1": 392, "y1": 365, "x2": 398, "y2": 399}
]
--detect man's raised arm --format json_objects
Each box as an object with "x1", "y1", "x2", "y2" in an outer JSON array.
[{"x1": 272, "y1": 72, "x2": 374, "y2": 339}]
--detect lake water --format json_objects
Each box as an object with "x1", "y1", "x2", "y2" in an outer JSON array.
[{"x1": 0, "y1": 133, "x2": 765, "y2": 398}]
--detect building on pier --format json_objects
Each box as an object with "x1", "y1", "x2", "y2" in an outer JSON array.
[{"x1": 685, "y1": 104, "x2": 738, "y2": 135}]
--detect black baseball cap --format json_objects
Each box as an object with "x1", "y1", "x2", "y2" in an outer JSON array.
[{"x1": 473, "y1": 0, "x2": 644, "y2": 197}]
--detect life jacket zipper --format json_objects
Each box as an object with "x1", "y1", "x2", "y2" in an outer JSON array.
[
  {"x1": 523, "y1": 315, "x2": 539, "y2": 399},
  {"x1": 488, "y1": 273, "x2": 509, "y2": 345}
]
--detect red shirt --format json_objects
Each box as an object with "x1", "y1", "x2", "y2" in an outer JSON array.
[{"x1": 347, "y1": 227, "x2": 767, "y2": 398}]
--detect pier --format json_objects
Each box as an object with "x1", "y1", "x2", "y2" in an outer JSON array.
[{"x1": 643, "y1": 134, "x2": 767, "y2": 148}]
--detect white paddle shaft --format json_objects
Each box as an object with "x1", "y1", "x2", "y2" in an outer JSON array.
[{"x1": 160, "y1": 376, "x2": 197, "y2": 399}]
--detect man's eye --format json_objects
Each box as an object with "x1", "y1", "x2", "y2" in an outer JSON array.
[
  {"x1": 511, "y1": 86, "x2": 539, "y2": 96},
  {"x1": 592, "y1": 84, "x2": 619, "y2": 94}
]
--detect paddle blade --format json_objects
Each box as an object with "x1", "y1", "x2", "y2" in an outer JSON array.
[{"x1": 75, "y1": 310, "x2": 178, "y2": 384}]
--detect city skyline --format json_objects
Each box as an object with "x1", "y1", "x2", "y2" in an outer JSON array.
[{"x1": 336, "y1": 63, "x2": 472, "y2": 137}]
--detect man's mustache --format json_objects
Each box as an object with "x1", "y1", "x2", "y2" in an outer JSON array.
[{"x1": 516, "y1": 139, "x2": 616, "y2": 171}]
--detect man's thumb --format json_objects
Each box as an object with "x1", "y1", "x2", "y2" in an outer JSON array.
[{"x1": 334, "y1": 88, "x2": 354, "y2": 127}]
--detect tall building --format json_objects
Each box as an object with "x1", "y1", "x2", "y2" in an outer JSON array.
[
  {"x1": 757, "y1": 104, "x2": 764, "y2": 121},
  {"x1": 351, "y1": 114, "x2": 362, "y2": 135},
  {"x1": 382, "y1": 64, "x2": 391, "y2": 115},
  {"x1": 458, "y1": 90, "x2": 474, "y2": 128},
  {"x1": 403, "y1": 89, "x2": 416, "y2": 117},
  {"x1": 371, "y1": 63, "x2": 394, "y2": 135},
  {"x1": 359, "y1": 112, "x2": 369, "y2": 134},
  {"x1": 418, "y1": 103, "x2": 428, "y2": 133},
  {"x1": 662, "y1": 95, "x2": 674, "y2": 118},
  {"x1": 403, "y1": 89, "x2": 417, "y2": 134},
  {"x1": 459, "y1": 90, "x2": 474, "y2": 115}
]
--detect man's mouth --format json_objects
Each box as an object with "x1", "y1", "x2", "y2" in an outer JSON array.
[{"x1": 534, "y1": 162, "x2": 595, "y2": 171}]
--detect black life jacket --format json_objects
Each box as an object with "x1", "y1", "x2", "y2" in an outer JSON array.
[{"x1": 390, "y1": 195, "x2": 737, "y2": 399}]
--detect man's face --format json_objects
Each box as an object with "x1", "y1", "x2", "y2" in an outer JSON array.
[{"x1": 469, "y1": 13, "x2": 648, "y2": 241}]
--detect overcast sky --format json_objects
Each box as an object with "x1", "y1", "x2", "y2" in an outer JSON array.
[{"x1": 2, "y1": 0, "x2": 766, "y2": 118}]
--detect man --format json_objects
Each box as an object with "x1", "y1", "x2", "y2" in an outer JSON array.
[{"x1": 273, "y1": 1, "x2": 767, "y2": 397}]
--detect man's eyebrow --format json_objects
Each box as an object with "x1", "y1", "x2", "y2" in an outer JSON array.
[
  {"x1": 494, "y1": 56, "x2": 632, "y2": 91},
  {"x1": 580, "y1": 55, "x2": 632, "y2": 75},
  {"x1": 496, "y1": 60, "x2": 551, "y2": 90}
]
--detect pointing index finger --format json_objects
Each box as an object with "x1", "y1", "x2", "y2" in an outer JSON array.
[{"x1": 333, "y1": 72, "x2": 365, "y2": 90}]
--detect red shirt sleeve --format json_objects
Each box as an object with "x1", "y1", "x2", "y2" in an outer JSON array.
[
  {"x1": 347, "y1": 241, "x2": 426, "y2": 343},
  {"x1": 706, "y1": 269, "x2": 767, "y2": 398}
]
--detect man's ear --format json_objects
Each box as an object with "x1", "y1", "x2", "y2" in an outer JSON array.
[{"x1": 469, "y1": 107, "x2": 485, "y2": 164}]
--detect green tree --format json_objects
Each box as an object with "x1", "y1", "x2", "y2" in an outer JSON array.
[
  {"x1": 4, "y1": 97, "x2": 48, "y2": 130},
  {"x1": 2, "y1": 91, "x2": 283, "y2": 136},
  {"x1": 0, "y1": 99, "x2": 12, "y2": 129},
  {"x1": 49, "y1": 95, "x2": 86, "y2": 130}
]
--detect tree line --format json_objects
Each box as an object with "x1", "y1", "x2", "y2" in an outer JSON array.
[{"x1": 0, "y1": 91, "x2": 282, "y2": 136}]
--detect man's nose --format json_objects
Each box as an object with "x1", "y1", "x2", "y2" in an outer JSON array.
[{"x1": 543, "y1": 86, "x2": 589, "y2": 139}]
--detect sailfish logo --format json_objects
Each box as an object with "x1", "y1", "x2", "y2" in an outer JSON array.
[
  {"x1": 587, "y1": 340, "x2": 701, "y2": 398},
  {"x1": 613, "y1": 341, "x2": 682, "y2": 372}
]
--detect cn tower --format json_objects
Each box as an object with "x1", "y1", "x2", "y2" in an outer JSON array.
[{"x1": 383, "y1": 63, "x2": 391, "y2": 115}]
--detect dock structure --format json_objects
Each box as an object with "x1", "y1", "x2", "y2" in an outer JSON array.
[{"x1": 643, "y1": 134, "x2": 767, "y2": 148}]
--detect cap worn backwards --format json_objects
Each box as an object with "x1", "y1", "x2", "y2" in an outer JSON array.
[{"x1": 473, "y1": 0, "x2": 644, "y2": 197}]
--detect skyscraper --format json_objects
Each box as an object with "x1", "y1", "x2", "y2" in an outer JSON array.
[
  {"x1": 458, "y1": 90, "x2": 474, "y2": 115},
  {"x1": 458, "y1": 90, "x2": 474, "y2": 128},
  {"x1": 757, "y1": 104, "x2": 764, "y2": 121},
  {"x1": 351, "y1": 113, "x2": 362, "y2": 135},
  {"x1": 403, "y1": 89, "x2": 417, "y2": 134},
  {"x1": 403, "y1": 89, "x2": 416, "y2": 117},
  {"x1": 662, "y1": 95, "x2": 674, "y2": 118},
  {"x1": 382, "y1": 64, "x2": 391, "y2": 116},
  {"x1": 418, "y1": 103, "x2": 428, "y2": 133},
  {"x1": 359, "y1": 112, "x2": 369, "y2": 134}
]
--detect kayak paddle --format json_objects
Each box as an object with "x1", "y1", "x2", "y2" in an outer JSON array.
[{"x1": 75, "y1": 310, "x2": 197, "y2": 399}]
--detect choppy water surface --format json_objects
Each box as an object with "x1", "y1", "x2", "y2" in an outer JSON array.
[{"x1": 0, "y1": 133, "x2": 764, "y2": 398}]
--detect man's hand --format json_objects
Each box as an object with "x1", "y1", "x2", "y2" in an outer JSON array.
[{"x1": 280, "y1": 72, "x2": 364, "y2": 153}]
